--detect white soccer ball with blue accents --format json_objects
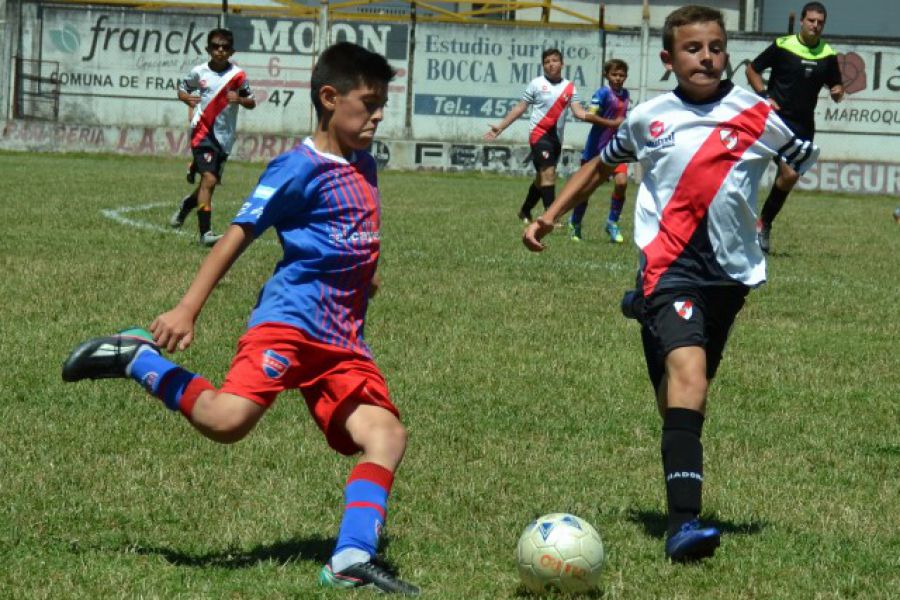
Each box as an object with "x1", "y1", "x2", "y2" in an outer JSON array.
[{"x1": 516, "y1": 513, "x2": 605, "y2": 595}]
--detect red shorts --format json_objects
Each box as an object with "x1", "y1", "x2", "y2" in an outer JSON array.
[{"x1": 221, "y1": 323, "x2": 400, "y2": 455}]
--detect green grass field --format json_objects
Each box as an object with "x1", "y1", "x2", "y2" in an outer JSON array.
[{"x1": 0, "y1": 150, "x2": 897, "y2": 598}]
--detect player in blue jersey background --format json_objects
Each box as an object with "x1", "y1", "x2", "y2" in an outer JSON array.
[
  {"x1": 63, "y1": 42, "x2": 420, "y2": 595},
  {"x1": 568, "y1": 59, "x2": 631, "y2": 243}
]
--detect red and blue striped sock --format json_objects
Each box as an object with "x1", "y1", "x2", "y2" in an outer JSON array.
[
  {"x1": 608, "y1": 192, "x2": 625, "y2": 222},
  {"x1": 127, "y1": 349, "x2": 212, "y2": 418},
  {"x1": 330, "y1": 462, "x2": 394, "y2": 572}
]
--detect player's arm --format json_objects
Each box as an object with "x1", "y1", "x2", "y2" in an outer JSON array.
[
  {"x1": 150, "y1": 224, "x2": 255, "y2": 352},
  {"x1": 227, "y1": 88, "x2": 256, "y2": 109},
  {"x1": 485, "y1": 100, "x2": 528, "y2": 140},
  {"x1": 523, "y1": 156, "x2": 615, "y2": 251},
  {"x1": 178, "y1": 89, "x2": 200, "y2": 107}
]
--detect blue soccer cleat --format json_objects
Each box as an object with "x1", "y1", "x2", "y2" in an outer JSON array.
[
  {"x1": 665, "y1": 518, "x2": 720, "y2": 562},
  {"x1": 62, "y1": 328, "x2": 158, "y2": 382}
]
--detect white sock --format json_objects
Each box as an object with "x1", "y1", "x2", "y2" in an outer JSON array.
[{"x1": 330, "y1": 548, "x2": 371, "y2": 573}]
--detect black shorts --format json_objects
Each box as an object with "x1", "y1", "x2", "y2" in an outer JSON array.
[
  {"x1": 192, "y1": 146, "x2": 229, "y2": 180},
  {"x1": 530, "y1": 132, "x2": 562, "y2": 170},
  {"x1": 639, "y1": 285, "x2": 749, "y2": 392}
]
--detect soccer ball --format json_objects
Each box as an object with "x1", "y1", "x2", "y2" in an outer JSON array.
[{"x1": 516, "y1": 513, "x2": 605, "y2": 595}]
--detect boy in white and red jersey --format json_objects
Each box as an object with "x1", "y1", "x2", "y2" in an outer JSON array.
[
  {"x1": 525, "y1": 5, "x2": 819, "y2": 562},
  {"x1": 170, "y1": 28, "x2": 255, "y2": 247},
  {"x1": 62, "y1": 43, "x2": 419, "y2": 595},
  {"x1": 485, "y1": 48, "x2": 596, "y2": 223}
]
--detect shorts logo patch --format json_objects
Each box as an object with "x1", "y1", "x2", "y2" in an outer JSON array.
[
  {"x1": 261, "y1": 349, "x2": 290, "y2": 379},
  {"x1": 541, "y1": 150, "x2": 550, "y2": 160},
  {"x1": 674, "y1": 300, "x2": 694, "y2": 320},
  {"x1": 204, "y1": 152, "x2": 213, "y2": 163}
]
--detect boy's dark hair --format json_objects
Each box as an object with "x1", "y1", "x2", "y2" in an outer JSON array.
[
  {"x1": 207, "y1": 28, "x2": 234, "y2": 48},
  {"x1": 604, "y1": 58, "x2": 628, "y2": 75},
  {"x1": 801, "y1": 2, "x2": 827, "y2": 19},
  {"x1": 541, "y1": 48, "x2": 563, "y2": 62},
  {"x1": 310, "y1": 42, "x2": 395, "y2": 119},
  {"x1": 662, "y1": 5, "x2": 726, "y2": 53}
]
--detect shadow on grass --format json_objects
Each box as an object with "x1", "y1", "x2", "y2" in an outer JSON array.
[
  {"x1": 514, "y1": 583, "x2": 604, "y2": 598},
  {"x1": 626, "y1": 507, "x2": 767, "y2": 539},
  {"x1": 128, "y1": 535, "x2": 336, "y2": 568}
]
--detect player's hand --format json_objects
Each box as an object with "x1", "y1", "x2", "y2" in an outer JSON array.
[
  {"x1": 226, "y1": 90, "x2": 240, "y2": 104},
  {"x1": 484, "y1": 125, "x2": 501, "y2": 141},
  {"x1": 184, "y1": 96, "x2": 200, "y2": 107},
  {"x1": 766, "y1": 97, "x2": 781, "y2": 111},
  {"x1": 523, "y1": 217, "x2": 554, "y2": 252},
  {"x1": 150, "y1": 305, "x2": 197, "y2": 353}
]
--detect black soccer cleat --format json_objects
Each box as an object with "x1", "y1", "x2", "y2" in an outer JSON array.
[
  {"x1": 62, "y1": 328, "x2": 158, "y2": 382},
  {"x1": 319, "y1": 560, "x2": 420, "y2": 596}
]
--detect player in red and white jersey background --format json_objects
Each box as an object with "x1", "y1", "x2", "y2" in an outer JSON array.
[
  {"x1": 525, "y1": 5, "x2": 819, "y2": 563},
  {"x1": 170, "y1": 28, "x2": 256, "y2": 247},
  {"x1": 485, "y1": 48, "x2": 601, "y2": 224}
]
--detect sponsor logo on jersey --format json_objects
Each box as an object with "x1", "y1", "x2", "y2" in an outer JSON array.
[
  {"x1": 650, "y1": 120, "x2": 666, "y2": 138},
  {"x1": 674, "y1": 300, "x2": 694, "y2": 320},
  {"x1": 261, "y1": 349, "x2": 290, "y2": 378},
  {"x1": 252, "y1": 184, "x2": 277, "y2": 200},
  {"x1": 719, "y1": 128, "x2": 739, "y2": 151}
]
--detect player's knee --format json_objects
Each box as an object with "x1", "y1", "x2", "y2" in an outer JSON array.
[
  {"x1": 195, "y1": 396, "x2": 262, "y2": 444},
  {"x1": 361, "y1": 417, "x2": 408, "y2": 457}
]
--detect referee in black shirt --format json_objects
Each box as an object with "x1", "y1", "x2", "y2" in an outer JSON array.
[{"x1": 746, "y1": 1, "x2": 844, "y2": 253}]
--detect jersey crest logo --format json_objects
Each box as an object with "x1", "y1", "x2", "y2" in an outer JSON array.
[
  {"x1": 261, "y1": 349, "x2": 290, "y2": 379},
  {"x1": 649, "y1": 120, "x2": 666, "y2": 138},
  {"x1": 674, "y1": 300, "x2": 694, "y2": 320},
  {"x1": 719, "y1": 128, "x2": 739, "y2": 151}
]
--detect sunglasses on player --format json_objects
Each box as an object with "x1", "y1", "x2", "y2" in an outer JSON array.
[{"x1": 208, "y1": 43, "x2": 232, "y2": 51}]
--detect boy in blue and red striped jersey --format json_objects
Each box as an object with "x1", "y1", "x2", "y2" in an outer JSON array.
[
  {"x1": 170, "y1": 28, "x2": 255, "y2": 247},
  {"x1": 62, "y1": 42, "x2": 419, "y2": 595},
  {"x1": 525, "y1": 6, "x2": 819, "y2": 562},
  {"x1": 568, "y1": 59, "x2": 631, "y2": 243}
]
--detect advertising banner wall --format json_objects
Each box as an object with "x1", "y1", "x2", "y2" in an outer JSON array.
[{"x1": 5, "y1": 4, "x2": 899, "y2": 195}]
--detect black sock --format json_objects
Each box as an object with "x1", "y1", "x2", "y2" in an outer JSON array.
[
  {"x1": 197, "y1": 210, "x2": 211, "y2": 236},
  {"x1": 539, "y1": 185, "x2": 556, "y2": 210},
  {"x1": 179, "y1": 193, "x2": 198, "y2": 215},
  {"x1": 760, "y1": 184, "x2": 790, "y2": 226},
  {"x1": 661, "y1": 408, "x2": 705, "y2": 537},
  {"x1": 520, "y1": 184, "x2": 541, "y2": 218}
]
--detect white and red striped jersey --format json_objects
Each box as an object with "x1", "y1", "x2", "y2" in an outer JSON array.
[
  {"x1": 600, "y1": 82, "x2": 818, "y2": 296},
  {"x1": 180, "y1": 61, "x2": 253, "y2": 154},
  {"x1": 522, "y1": 76, "x2": 580, "y2": 146}
]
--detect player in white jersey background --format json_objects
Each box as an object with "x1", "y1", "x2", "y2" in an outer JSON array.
[
  {"x1": 524, "y1": 5, "x2": 819, "y2": 563},
  {"x1": 484, "y1": 48, "x2": 601, "y2": 224},
  {"x1": 169, "y1": 28, "x2": 256, "y2": 247}
]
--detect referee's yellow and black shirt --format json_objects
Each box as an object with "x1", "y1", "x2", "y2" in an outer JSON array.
[{"x1": 750, "y1": 34, "x2": 842, "y2": 138}]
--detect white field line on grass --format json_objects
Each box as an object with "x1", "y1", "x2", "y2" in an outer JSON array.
[
  {"x1": 101, "y1": 202, "x2": 193, "y2": 238},
  {"x1": 100, "y1": 202, "x2": 280, "y2": 246}
]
